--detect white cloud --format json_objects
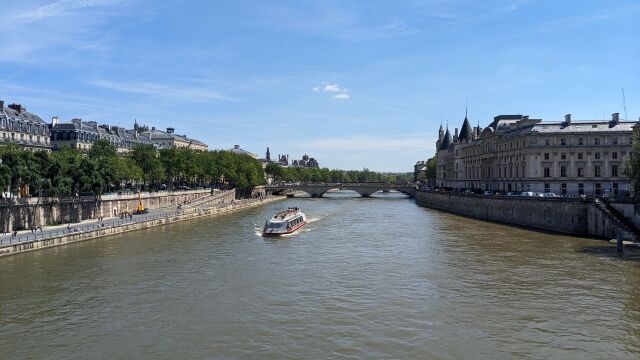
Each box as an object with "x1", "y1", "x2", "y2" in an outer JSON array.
[
  {"x1": 312, "y1": 83, "x2": 350, "y2": 100},
  {"x1": 323, "y1": 84, "x2": 341, "y2": 92},
  {"x1": 91, "y1": 79, "x2": 234, "y2": 102},
  {"x1": 20, "y1": 0, "x2": 128, "y2": 21}
]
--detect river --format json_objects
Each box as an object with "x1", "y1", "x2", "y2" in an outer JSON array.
[{"x1": 1, "y1": 191, "x2": 640, "y2": 359}]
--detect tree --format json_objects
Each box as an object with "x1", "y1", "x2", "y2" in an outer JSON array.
[
  {"x1": 88, "y1": 139, "x2": 117, "y2": 160},
  {"x1": 130, "y1": 145, "x2": 165, "y2": 188},
  {"x1": 625, "y1": 131, "x2": 640, "y2": 199},
  {"x1": 425, "y1": 156, "x2": 437, "y2": 185}
]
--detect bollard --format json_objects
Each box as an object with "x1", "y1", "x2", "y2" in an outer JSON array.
[{"x1": 616, "y1": 231, "x2": 624, "y2": 253}]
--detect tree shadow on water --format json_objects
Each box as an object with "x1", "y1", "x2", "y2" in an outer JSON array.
[{"x1": 578, "y1": 245, "x2": 640, "y2": 263}]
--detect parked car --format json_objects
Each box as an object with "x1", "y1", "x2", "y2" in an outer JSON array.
[
  {"x1": 506, "y1": 192, "x2": 518, "y2": 196},
  {"x1": 464, "y1": 189, "x2": 474, "y2": 194},
  {"x1": 542, "y1": 192, "x2": 560, "y2": 197},
  {"x1": 520, "y1": 191, "x2": 536, "y2": 197},
  {"x1": 483, "y1": 190, "x2": 492, "y2": 196}
]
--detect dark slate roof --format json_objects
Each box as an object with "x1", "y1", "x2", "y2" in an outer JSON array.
[
  {"x1": 51, "y1": 122, "x2": 99, "y2": 133},
  {"x1": 1, "y1": 104, "x2": 46, "y2": 124},
  {"x1": 458, "y1": 116, "x2": 473, "y2": 141},
  {"x1": 439, "y1": 128, "x2": 452, "y2": 150},
  {"x1": 142, "y1": 129, "x2": 207, "y2": 147}
]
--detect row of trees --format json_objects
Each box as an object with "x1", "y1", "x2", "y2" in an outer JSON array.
[
  {"x1": 0, "y1": 140, "x2": 266, "y2": 198},
  {"x1": 0, "y1": 139, "x2": 416, "y2": 200},
  {"x1": 264, "y1": 163, "x2": 412, "y2": 184}
]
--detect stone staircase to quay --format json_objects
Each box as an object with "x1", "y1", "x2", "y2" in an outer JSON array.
[{"x1": 593, "y1": 199, "x2": 640, "y2": 242}]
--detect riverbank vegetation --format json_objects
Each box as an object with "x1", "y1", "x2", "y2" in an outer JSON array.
[
  {"x1": 0, "y1": 141, "x2": 265, "y2": 197},
  {"x1": 0, "y1": 141, "x2": 411, "y2": 199},
  {"x1": 625, "y1": 133, "x2": 640, "y2": 199},
  {"x1": 264, "y1": 163, "x2": 412, "y2": 184}
]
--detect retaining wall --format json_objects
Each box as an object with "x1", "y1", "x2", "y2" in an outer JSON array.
[
  {"x1": 0, "y1": 189, "x2": 214, "y2": 231},
  {"x1": 0, "y1": 195, "x2": 284, "y2": 257},
  {"x1": 416, "y1": 190, "x2": 620, "y2": 239}
]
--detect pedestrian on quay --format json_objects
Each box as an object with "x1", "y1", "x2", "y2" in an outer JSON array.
[{"x1": 12, "y1": 230, "x2": 17, "y2": 238}]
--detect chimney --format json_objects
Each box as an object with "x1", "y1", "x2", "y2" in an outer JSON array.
[
  {"x1": 0, "y1": 100, "x2": 4, "y2": 110},
  {"x1": 234, "y1": 145, "x2": 240, "y2": 149},
  {"x1": 151, "y1": 126, "x2": 156, "y2": 131},
  {"x1": 612, "y1": 112, "x2": 620, "y2": 122},
  {"x1": 454, "y1": 127, "x2": 458, "y2": 138},
  {"x1": 8, "y1": 103, "x2": 22, "y2": 113},
  {"x1": 166, "y1": 127, "x2": 174, "y2": 134},
  {"x1": 51, "y1": 116, "x2": 59, "y2": 126},
  {"x1": 564, "y1": 114, "x2": 571, "y2": 125}
]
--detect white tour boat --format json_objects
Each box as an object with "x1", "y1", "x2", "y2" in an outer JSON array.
[{"x1": 262, "y1": 207, "x2": 308, "y2": 237}]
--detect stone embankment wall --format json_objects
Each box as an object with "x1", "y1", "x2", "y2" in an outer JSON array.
[
  {"x1": 0, "y1": 189, "x2": 217, "y2": 231},
  {"x1": 416, "y1": 190, "x2": 629, "y2": 239},
  {"x1": 0, "y1": 195, "x2": 284, "y2": 257}
]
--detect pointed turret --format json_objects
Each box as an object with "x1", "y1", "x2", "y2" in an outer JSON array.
[
  {"x1": 439, "y1": 127, "x2": 452, "y2": 150},
  {"x1": 458, "y1": 115, "x2": 473, "y2": 142},
  {"x1": 438, "y1": 123, "x2": 444, "y2": 141}
]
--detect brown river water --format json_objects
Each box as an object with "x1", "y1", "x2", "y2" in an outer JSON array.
[{"x1": 1, "y1": 191, "x2": 640, "y2": 359}]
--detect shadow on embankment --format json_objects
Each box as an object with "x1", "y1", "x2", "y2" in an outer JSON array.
[{"x1": 578, "y1": 245, "x2": 640, "y2": 262}]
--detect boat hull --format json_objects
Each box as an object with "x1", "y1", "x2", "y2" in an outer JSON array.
[{"x1": 262, "y1": 220, "x2": 308, "y2": 237}]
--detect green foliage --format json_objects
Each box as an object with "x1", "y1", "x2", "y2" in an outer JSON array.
[
  {"x1": 0, "y1": 144, "x2": 267, "y2": 197},
  {"x1": 426, "y1": 156, "x2": 437, "y2": 181},
  {"x1": 625, "y1": 132, "x2": 640, "y2": 199},
  {"x1": 130, "y1": 145, "x2": 165, "y2": 186},
  {"x1": 268, "y1": 165, "x2": 412, "y2": 184}
]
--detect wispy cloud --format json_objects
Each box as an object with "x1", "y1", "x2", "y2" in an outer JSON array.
[
  {"x1": 0, "y1": 0, "x2": 138, "y2": 63},
  {"x1": 312, "y1": 83, "x2": 350, "y2": 100},
  {"x1": 19, "y1": 0, "x2": 129, "y2": 21},
  {"x1": 91, "y1": 79, "x2": 234, "y2": 102}
]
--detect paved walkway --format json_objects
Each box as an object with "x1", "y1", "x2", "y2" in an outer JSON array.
[{"x1": 0, "y1": 191, "x2": 245, "y2": 248}]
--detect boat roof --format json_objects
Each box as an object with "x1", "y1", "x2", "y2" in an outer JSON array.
[{"x1": 269, "y1": 208, "x2": 303, "y2": 222}]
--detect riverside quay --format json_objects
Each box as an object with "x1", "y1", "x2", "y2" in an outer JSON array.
[{"x1": 434, "y1": 112, "x2": 637, "y2": 196}]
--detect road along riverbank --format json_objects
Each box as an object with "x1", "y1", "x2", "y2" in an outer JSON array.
[{"x1": 0, "y1": 193, "x2": 285, "y2": 258}]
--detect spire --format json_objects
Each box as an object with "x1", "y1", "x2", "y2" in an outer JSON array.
[
  {"x1": 439, "y1": 127, "x2": 452, "y2": 150},
  {"x1": 458, "y1": 113, "x2": 473, "y2": 142}
]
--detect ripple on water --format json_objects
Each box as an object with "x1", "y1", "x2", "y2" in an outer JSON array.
[{"x1": 1, "y1": 195, "x2": 640, "y2": 359}]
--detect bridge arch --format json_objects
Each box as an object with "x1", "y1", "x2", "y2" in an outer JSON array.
[{"x1": 265, "y1": 183, "x2": 415, "y2": 198}]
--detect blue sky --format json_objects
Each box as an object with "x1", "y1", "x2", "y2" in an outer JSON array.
[{"x1": 0, "y1": 0, "x2": 638, "y2": 171}]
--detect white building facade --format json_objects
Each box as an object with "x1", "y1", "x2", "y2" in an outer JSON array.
[{"x1": 436, "y1": 113, "x2": 634, "y2": 196}]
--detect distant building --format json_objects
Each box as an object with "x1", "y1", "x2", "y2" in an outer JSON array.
[
  {"x1": 259, "y1": 147, "x2": 319, "y2": 168},
  {"x1": 414, "y1": 160, "x2": 427, "y2": 182},
  {"x1": 436, "y1": 112, "x2": 635, "y2": 196},
  {"x1": 50, "y1": 118, "x2": 154, "y2": 153},
  {"x1": 228, "y1": 144, "x2": 258, "y2": 158},
  {"x1": 292, "y1": 154, "x2": 319, "y2": 168},
  {"x1": 278, "y1": 154, "x2": 289, "y2": 166},
  {"x1": 141, "y1": 127, "x2": 208, "y2": 152},
  {"x1": 0, "y1": 101, "x2": 51, "y2": 151}
]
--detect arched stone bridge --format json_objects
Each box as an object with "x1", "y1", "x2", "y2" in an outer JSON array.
[{"x1": 264, "y1": 183, "x2": 416, "y2": 198}]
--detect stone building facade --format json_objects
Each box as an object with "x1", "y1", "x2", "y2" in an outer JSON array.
[
  {"x1": 436, "y1": 113, "x2": 635, "y2": 196},
  {"x1": 0, "y1": 101, "x2": 51, "y2": 151},
  {"x1": 141, "y1": 127, "x2": 208, "y2": 152}
]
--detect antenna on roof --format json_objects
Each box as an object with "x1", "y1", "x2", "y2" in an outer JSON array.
[{"x1": 622, "y1": 87, "x2": 628, "y2": 121}]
